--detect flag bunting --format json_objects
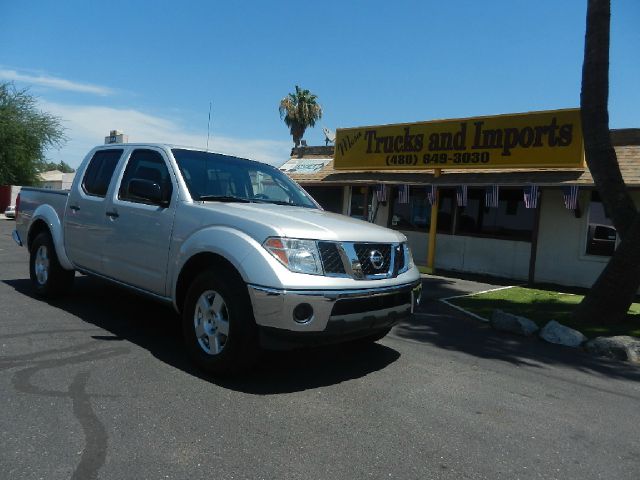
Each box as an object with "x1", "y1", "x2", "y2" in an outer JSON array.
[
  {"x1": 523, "y1": 185, "x2": 539, "y2": 209},
  {"x1": 485, "y1": 185, "x2": 499, "y2": 208},
  {"x1": 375, "y1": 184, "x2": 388, "y2": 202},
  {"x1": 427, "y1": 185, "x2": 437, "y2": 206},
  {"x1": 562, "y1": 185, "x2": 579, "y2": 210},
  {"x1": 397, "y1": 185, "x2": 410, "y2": 204},
  {"x1": 456, "y1": 185, "x2": 468, "y2": 207}
]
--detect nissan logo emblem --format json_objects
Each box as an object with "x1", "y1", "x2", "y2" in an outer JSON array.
[{"x1": 369, "y1": 250, "x2": 384, "y2": 270}]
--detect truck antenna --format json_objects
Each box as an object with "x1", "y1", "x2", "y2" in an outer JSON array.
[{"x1": 206, "y1": 101, "x2": 212, "y2": 150}]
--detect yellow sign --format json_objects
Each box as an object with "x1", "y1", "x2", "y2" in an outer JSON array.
[{"x1": 334, "y1": 109, "x2": 584, "y2": 170}]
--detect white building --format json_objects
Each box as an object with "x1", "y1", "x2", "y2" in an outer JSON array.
[
  {"x1": 281, "y1": 129, "x2": 640, "y2": 289},
  {"x1": 38, "y1": 170, "x2": 76, "y2": 190}
]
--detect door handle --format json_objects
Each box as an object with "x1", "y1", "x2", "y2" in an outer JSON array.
[
  {"x1": 106, "y1": 210, "x2": 119, "y2": 218},
  {"x1": 69, "y1": 205, "x2": 80, "y2": 211}
]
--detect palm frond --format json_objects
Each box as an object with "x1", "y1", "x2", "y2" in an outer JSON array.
[{"x1": 278, "y1": 85, "x2": 323, "y2": 145}]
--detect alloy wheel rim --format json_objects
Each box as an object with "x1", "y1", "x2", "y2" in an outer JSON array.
[
  {"x1": 35, "y1": 245, "x2": 50, "y2": 285},
  {"x1": 193, "y1": 290, "x2": 229, "y2": 355}
]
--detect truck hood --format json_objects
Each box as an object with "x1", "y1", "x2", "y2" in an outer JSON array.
[{"x1": 193, "y1": 202, "x2": 406, "y2": 243}]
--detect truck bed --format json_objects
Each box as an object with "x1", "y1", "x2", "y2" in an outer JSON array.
[{"x1": 16, "y1": 187, "x2": 69, "y2": 241}]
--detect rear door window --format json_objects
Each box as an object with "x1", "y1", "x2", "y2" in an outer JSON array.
[{"x1": 82, "y1": 149, "x2": 123, "y2": 197}]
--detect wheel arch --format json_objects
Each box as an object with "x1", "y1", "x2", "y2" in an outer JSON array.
[
  {"x1": 27, "y1": 219, "x2": 50, "y2": 252},
  {"x1": 174, "y1": 252, "x2": 243, "y2": 314},
  {"x1": 27, "y1": 205, "x2": 74, "y2": 270}
]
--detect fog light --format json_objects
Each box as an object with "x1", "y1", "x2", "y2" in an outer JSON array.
[{"x1": 293, "y1": 303, "x2": 314, "y2": 323}]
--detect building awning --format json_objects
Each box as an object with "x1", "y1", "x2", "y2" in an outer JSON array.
[
  {"x1": 280, "y1": 157, "x2": 333, "y2": 175},
  {"x1": 283, "y1": 145, "x2": 640, "y2": 187}
]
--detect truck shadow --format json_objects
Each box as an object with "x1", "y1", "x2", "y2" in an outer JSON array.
[{"x1": 3, "y1": 276, "x2": 400, "y2": 394}]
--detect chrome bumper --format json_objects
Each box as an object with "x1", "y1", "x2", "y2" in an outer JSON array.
[
  {"x1": 12, "y1": 229, "x2": 23, "y2": 247},
  {"x1": 247, "y1": 280, "x2": 422, "y2": 333}
]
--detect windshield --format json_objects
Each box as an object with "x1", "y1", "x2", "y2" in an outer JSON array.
[{"x1": 172, "y1": 149, "x2": 318, "y2": 209}]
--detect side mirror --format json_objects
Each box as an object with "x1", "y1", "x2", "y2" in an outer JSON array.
[{"x1": 128, "y1": 179, "x2": 166, "y2": 206}]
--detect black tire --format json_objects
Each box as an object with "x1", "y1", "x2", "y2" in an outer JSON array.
[
  {"x1": 29, "y1": 231, "x2": 75, "y2": 298},
  {"x1": 182, "y1": 269, "x2": 258, "y2": 374}
]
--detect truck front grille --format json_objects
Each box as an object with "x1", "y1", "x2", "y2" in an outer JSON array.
[
  {"x1": 353, "y1": 243, "x2": 392, "y2": 275},
  {"x1": 318, "y1": 241, "x2": 346, "y2": 274},
  {"x1": 317, "y1": 241, "x2": 406, "y2": 280}
]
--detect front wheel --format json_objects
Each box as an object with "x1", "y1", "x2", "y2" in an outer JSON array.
[
  {"x1": 29, "y1": 232, "x2": 75, "y2": 298},
  {"x1": 182, "y1": 269, "x2": 258, "y2": 374}
]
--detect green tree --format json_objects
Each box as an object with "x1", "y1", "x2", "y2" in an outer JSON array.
[
  {"x1": 573, "y1": 0, "x2": 640, "y2": 324},
  {"x1": 41, "y1": 160, "x2": 75, "y2": 173},
  {"x1": 58, "y1": 161, "x2": 74, "y2": 173},
  {"x1": 279, "y1": 85, "x2": 323, "y2": 147},
  {"x1": 0, "y1": 82, "x2": 66, "y2": 185}
]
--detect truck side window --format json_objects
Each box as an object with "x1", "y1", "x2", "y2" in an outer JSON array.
[
  {"x1": 118, "y1": 149, "x2": 173, "y2": 205},
  {"x1": 82, "y1": 149, "x2": 123, "y2": 197}
]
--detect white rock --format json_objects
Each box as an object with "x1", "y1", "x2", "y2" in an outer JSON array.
[
  {"x1": 585, "y1": 336, "x2": 640, "y2": 363},
  {"x1": 539, "y1": 320, "x2": 587, "y2": 347},
  {"x1": 490, "y1": 310, "x2": 539, "y2": 336}
]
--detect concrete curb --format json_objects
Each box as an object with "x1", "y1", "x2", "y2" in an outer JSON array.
[{"x1": 436, "y1": 289, "x2": 639, "y2": 364}]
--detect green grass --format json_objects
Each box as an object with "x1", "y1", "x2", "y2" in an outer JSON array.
[{"x1": 448, "y1": 286, "x2": 640, "y2": 339}]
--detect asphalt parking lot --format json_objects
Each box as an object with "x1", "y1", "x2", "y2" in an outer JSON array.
[{"x1": 1, "y1": 218, "x2": 639, "y2": 480}]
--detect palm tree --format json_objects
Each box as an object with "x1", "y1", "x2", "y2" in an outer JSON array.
[
  {"x1": 572, "y1": 0, "x2": 640, "y2": 324},
  {"x1": 279, "y1": 85, "x2": 323, "y2": 147}
]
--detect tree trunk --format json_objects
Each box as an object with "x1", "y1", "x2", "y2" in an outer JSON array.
[
  {"x1": 291, "y1": 124, "x2": 304, "y2": 147},
  {"x1": 573, "y1": 0, "x2": 640, "y2": 324},
  {"x1": 573, "y1": 215, "x2": 640, "y2": 322}
]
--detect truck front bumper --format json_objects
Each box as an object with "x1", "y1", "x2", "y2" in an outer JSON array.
[{"x1": 247, "y1": 280, "x2": 422, "y2": 349}]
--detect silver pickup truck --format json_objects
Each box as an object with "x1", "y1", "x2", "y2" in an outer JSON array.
[{"x1": 14, "y1": 144, "x2": 421, "y2": 373}]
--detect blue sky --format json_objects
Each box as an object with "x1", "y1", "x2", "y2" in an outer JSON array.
[{"x1": 1, "y1": 0, "x2": 638, "y2": 168}]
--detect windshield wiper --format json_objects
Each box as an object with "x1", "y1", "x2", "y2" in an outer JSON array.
[
  {"x1": 197, "y1": 195, "x2": 252, "y2": 203},
  {"x1": 266, "y1": 200, "x2": 298, "y2": 206}
]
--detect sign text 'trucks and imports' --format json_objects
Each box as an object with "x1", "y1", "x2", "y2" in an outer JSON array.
[{"x1": 334, "y1": 109, "x2": 584, "y2": 170}]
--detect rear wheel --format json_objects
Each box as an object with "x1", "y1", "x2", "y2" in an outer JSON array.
[
  {"x1": 182, "y1": 269, "x2": 258, "y2": 374},
  {"x1": 29, "y1": 232, "x2": 75, "y2": 298}
]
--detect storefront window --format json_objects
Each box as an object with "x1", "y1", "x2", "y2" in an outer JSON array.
[
  {"x1": 456, "y1": 188, "x2": 534, "y2": 241},
  {"x1": 305, "y1": 186, "x2": 344, "y2": 214},
  {"x1": 438, "y1": 189, "x2": 455, "y2": 233},
  {"x1": 390, "y1": 187, "x2": 429, "y2": 229},
  {"x1": 389, "y1": 186, "x2": 533, "y2": 240},
  {"x1": 585, "y1": 191, "x2": 617, "y2": 256},
  {"x1": 388, "y1": 187, "x2": 454, "y2": 232}
]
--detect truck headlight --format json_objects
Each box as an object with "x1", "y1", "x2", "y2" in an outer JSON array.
[
  {"x1": 263, "y1": 237, "x2": 323, "y2": 275},
  {"x1": 398, "y1": 243, "x2": 413, "y2": 273},
  {"x1": 403, "y1": 243, "x2": 414, "y2": 269}
]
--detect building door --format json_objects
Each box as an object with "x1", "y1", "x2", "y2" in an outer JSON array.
[{"x1": 349, "y1": 186, "x2": 373, "y2": 220}]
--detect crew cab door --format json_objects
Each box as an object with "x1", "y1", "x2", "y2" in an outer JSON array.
[
  {"x1": 64, "y1": 148, "x2": 124, "y2": 272},
  {"x1": 101, "y1": 148, "x2": 177, "y2": 296}
]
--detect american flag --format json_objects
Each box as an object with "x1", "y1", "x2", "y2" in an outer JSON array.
[
  {"x1": 427, "y1": 185, "x2": 437, "y2": 206},
  {"x1": 375, "y1": 184, "x2": 388, "y2": 202},
  {"x1": 485, "y1": 185, "x2": 499, "y2": 208},
  {"x1": 397, "y1": 184, "x2": 410, "y2": 204},
  {"x1": 523, "y1": 185, "x2": 539, "y2": 208},
  {"x1": 456, "y1": 185, "x2": 468, "y2": 207},
  {"x1": 562, "y1": 185, "x2": 579, "y2": 210}
]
